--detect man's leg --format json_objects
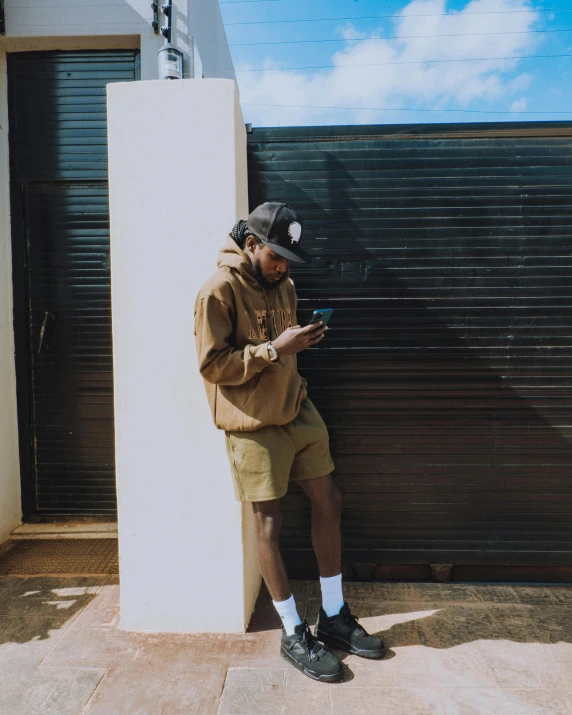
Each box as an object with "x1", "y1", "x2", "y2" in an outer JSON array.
[
  {"x1": 300, "y1": 474, "x2": 385, "y2": 658},
  {"x1": 251, "y1": 498, "x2": 290, "y2": 602},
  {"x1": 298, "y1": 473, "x2": 342, "y2": 578},
  {"x1": 252, "y1": 497, "x2": 343, "y2": 681},
  {"x1": 251, "y1": 499, "x2": 302, "y2": 634}
]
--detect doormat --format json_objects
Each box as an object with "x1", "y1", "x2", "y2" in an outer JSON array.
[{"x1": 0, "y1": 539, "x2": 119, "y2": 575}]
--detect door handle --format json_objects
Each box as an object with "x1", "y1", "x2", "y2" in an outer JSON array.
[{"x1": 38, "y1": 311, "x2": 56, "y2": 354}]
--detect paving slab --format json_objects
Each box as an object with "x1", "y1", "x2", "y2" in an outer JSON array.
[
  {"x1": 0, "y1": 614, "x2": 78, "y2": 668},
  {"x1": 330, "y1": 684, "x2": 445, "y2": 715},
  {"x1": 0, "y1": 662, "x2": 106, "y2": 715},
  {"x1": 1, "y1": 578, "x2": 572, "y2": 714},
  {"x1": 439, "y1": 687, "x2": 572, "y2": 715},
  {"x1": 82, "y1": 662, "x2": 226, "y2": 715}
]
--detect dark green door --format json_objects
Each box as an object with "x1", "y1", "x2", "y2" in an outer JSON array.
[{"x1": 9, "y1": 50, "x2": 139, "y2": 517}]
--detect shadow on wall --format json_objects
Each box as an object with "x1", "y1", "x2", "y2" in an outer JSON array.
[{"x1": 246, "y1": 147, "x2": 572, "y2": 571}]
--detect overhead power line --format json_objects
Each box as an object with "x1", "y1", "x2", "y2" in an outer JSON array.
[
  {"x1": 236, "y1": 53, "x2": 572, "y2": 73},
  {"x1": 230, "y1": 28, "x2": 572, "y2": 47},
  {"x1": 220, "y1": 0, "x2": 279, "y2": 3},
  {"x1": 224, "y1": 8, "x2": 572, "y2": 25},
  {"x1": 243, "y1": 102, "x2": 572, "y2": 116}
]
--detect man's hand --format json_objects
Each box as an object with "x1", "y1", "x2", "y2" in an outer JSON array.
[{"x1": 271, "y1": 322, "x2": 327, "y2": 357}]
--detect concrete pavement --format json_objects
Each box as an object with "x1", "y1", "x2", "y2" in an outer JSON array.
[{"x1": 0, "y1": 575, "x2": 571, "y2": 714}]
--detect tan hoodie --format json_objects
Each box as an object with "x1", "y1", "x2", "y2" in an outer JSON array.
[{"x1": 194, "y1": 235, "x2": 307, "y2": 431}]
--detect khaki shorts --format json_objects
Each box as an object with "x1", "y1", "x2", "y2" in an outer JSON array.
[{"x1": 225, "y1": 398, "x2": 335, "y2": 502}]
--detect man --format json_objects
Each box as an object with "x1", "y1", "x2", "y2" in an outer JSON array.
[{"x1": 194, "y1": 202, "x2": 384, "y2": 682}]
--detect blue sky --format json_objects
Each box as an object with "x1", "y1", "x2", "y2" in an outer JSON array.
[{"x1": 219, "y1": 0, "x2": 572, "y2": 126}]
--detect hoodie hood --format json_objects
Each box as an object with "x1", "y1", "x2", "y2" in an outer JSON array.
[
  {"x1": 217, "y1": 234, "x2": 261, "y2": 290},
  {"x1": 217, "y1": 234, "x2": 290, "y2": 291}
]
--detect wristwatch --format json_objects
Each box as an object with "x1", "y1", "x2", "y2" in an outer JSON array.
[{"x1": 267, "y1": 341, "x2": 280, "y2": 362}]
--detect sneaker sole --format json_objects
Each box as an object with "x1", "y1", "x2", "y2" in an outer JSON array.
[
  {"x1": 316, "y1": 632, "x2": 385, "y2": 659},
  {"x1": 280, "y1": 646, "x2": 343, "y2": 682}
]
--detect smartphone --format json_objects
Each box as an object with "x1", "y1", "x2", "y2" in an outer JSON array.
[{"x1": 308, "y1": 308, "x2": 334, "y2": 327}]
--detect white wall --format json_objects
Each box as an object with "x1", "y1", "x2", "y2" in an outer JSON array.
[
  {"x1": 2, "y1": 0, "x2": 234, "y2": 81},
  {"x1": 187, "y1": 0, "x2": 235, "y2": 80},
  {"x1": 0, "y1": 53, "x2": 21, "y2": 544},
  {"x1": 107, "y1": 78, "x2": 260, "y2": 633}
]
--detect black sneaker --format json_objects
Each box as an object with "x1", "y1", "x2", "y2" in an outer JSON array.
[
  {"x1": 280, "y1": 620, "x2": 343, "y2": 682},
  {"x1": 316, "y1": 602, "x2": 385, "y2": 659}
]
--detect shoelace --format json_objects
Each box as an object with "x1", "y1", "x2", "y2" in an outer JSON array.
[
  {"x1": 340, "y1": 607, "x2": 365, "y2": 637},
  {"x1": 295, "y1": 623, "x2": 327, "y2": 661}
]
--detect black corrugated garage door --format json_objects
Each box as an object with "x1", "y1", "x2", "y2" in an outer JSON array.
[
  {"x1": 248, "y1": 122, "x2": 572, "y2": 572},
  {"x1": 9, "y1": 50, "x2": 139, "y2": 518}
]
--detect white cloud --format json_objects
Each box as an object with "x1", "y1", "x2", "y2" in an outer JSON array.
[
  {"x1": 510, "y1": 97, "x2": 528, "y2": 111},
  {"x1": 338, "y1": 24, "x2": 375, "y2": 41},
  {"x1": 237, "y1": 0, "x2": 541, "y2": 126}
]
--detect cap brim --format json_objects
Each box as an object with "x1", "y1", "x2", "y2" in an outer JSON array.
[{"x1": 261, "y1": 240, "x2": 312, "y2": 264}]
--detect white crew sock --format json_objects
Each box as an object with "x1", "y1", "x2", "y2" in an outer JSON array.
[
  {"x1": 320, "y1": 573, "x2": 344, "y2": 617},
  {"x1": 273, "y1": 594, "x2": 302, "y2": 636}
]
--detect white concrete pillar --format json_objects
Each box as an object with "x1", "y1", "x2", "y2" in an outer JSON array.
[{"x1": 106, "y1": 79, "x2": 260, "y2": 633}]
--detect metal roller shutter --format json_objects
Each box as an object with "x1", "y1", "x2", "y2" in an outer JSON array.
[
  {"x1": 247, "y1": 122, "x2": 572, "y2": 571},
  {"x1": 9, "y1": 50, "x2": 139, "y2": 516}
]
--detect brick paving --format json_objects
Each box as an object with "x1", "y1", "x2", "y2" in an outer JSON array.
[{"x1": 0, "y1": 575, "x2": 572, "y2": 714}]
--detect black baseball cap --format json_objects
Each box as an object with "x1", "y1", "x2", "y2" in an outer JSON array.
[{"x1": 247, "y1": 202, "x2": 311, "y2": 264}]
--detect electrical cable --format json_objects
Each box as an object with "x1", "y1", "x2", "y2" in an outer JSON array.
[
  {"x1": 242, "y1": 102, "x2": 572, "y2": 115},
  {"x1": 236, "y1": 53, "x2": 572, "y2": 73},
  {"x1": 224, "y1": 8, "x2": 572, "y2": 26},
  {"x1": 230, "y1": 28, "x2": 572, "y2": 47}
]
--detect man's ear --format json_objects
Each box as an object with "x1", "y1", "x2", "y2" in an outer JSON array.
[{"x1": 245, "y1": 235, "x2": 257, "y2": 254}]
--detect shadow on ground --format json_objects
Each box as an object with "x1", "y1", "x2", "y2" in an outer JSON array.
[
  {"x1": 0, "y1": 575, "x2": 103, "y2": 644},
  {"x1": 248, "y1": 579, "x2": 572, "y2": 652}
]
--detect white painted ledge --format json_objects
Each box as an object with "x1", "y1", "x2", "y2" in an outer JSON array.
[{"x1": 10, "y1": 523, "x2": 118, "y2": 540}]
